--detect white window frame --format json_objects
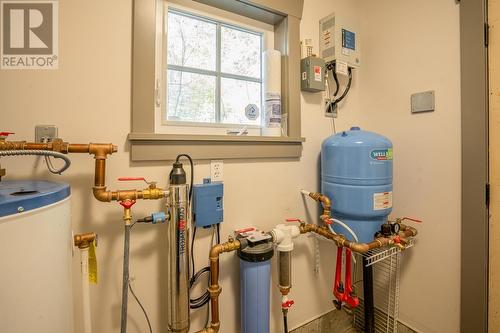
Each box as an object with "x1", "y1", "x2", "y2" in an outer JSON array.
[{"x1": 155, "y1": 0, "x2": 275, "y2": 136}]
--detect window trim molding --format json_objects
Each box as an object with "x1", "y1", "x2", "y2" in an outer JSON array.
[{"x1": 131, "y1": 0, "x2": 304, "y2": 161}]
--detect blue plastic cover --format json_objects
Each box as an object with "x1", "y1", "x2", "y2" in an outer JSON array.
[
  {"x1": 193, "y1": 179, "x2": 223, "y2": 228},
  {"x1": 0, "y1": 180, "x2": 71, "y2": 217}
]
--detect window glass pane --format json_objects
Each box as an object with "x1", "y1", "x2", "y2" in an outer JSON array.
[
  {"x1": 221, "y1": 78, "x2": 261, "y2": 125},
  {"x1": 167, "y1": 70, "x2": 216, "y2": 123},
  {"x1": 221, "y1": 26, "x2": 261, "y2": 79},
  {"x1": 167, "y1": 11, "x2": 216, "y2": 71}
]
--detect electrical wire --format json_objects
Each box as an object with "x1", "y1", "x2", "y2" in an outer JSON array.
[
  {"x1": 332, "y1": 67, "x2": 353, "y2": 105},
  {"x1": 189, "y1": 226, "x2": 215, "y2": 309},
  {"x1": 324, "y1": 65, "x2": 354, "y2": 119},
  {"x1": 331, "y1": 68, "x2": 340, "y2": 97},
  {"x1": 129, "y1": 282, "x2": 153, "y2": 333},
  {"x1": 127, "y1": 223, "x2": 153, "y2": 333},
  {"x1": 283, "y1": 312, "x2": 289, "y2": 333},
  {"x1": 0, "y1": 149, "x2": 71, "y2": 174},
  {"x1": 216, "y1": 223, "x2": 221, "y2": 244}
]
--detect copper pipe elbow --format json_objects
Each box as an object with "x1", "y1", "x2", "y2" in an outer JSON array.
[
  {"x1": 74, "y1": 232, "x2": 97, "y2": 249},
  {"x1": 93, "y1": 187, "x2": 112, "y2": 202}
]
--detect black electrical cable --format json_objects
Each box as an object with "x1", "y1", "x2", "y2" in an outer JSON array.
[
  {"x1": 189, "y1": 226, "x2": 216, "y2": 309},
  {"x1": 191, "y1": 226, "x2": 197, "y2": 280},
  {"x1": 216, "y1": 223, "x2": 221, "y2": 244},
  {"x1": 129, "y1": 282, "x2": 153, "y2": 333},
  {"x1": 331, "y1": 67, "x2": 340, "y2": 97},
  {"x1": 332, "y1": 67, "x2": 353, "y2": 105}
]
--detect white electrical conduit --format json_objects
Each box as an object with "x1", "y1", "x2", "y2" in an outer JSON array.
[
  {"x1": 0, "y1": 150, "x2": 71, "y2": 174},
  {"x1": 79, "y1": 247, "x2": 92, "y2": 333}
]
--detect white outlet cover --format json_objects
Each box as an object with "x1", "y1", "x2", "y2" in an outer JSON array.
[{"x1": 210, "y1": 160, "x2": 223, "y2": 181}]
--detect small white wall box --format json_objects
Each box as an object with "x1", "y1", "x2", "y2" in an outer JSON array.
[{"x1": 320, "y1": 13, "x2": 361, "y2": 68}]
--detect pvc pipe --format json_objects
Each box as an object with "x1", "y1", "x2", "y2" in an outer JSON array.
[
  {"x1": 80, "y1": 247, "x2": 92, "y2": 333},
  {"x1": 300, "y1": 189, "x2": 310, "y2": 196}
]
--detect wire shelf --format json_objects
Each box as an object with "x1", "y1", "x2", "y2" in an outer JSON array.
[
  {"x1": 362, "y1": 238, "x2": 414, "y2": 267},
  {"x1": 353, "y1": 238, "x2": 414, "y2": 333}
]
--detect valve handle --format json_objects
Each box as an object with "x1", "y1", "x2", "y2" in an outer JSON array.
[
  {"x1": 118, "y1": 177, "x2": 146, "y2": 181},
  {"x1": 118, "y1": 177, "x2": 156, "y2": 187},
  {"x1": 282, "y1": 300, "x2": 295, "y2": 308},
  {"x1": 235, "y1": 227, "x2": 256, "y2": 234},
  {"x1": 0, "y1": 132, "x2": 15, "y2": 137},
  {"x1": 119, "y1": 200, "x2": 136, "y2": 209},
  {"x1": 324, "y1": 218, "x2": 333, "y2": 225},
  {"x1": 393, "y1": 235, "x2": 401, "y2": 244},
  {"x1": 401, "y1": 217, "x2": 423, "y2": 224}
]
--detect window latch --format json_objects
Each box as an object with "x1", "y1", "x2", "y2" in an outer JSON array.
[{"x1": 155, "y1": 79, "x2": 161, "y2": 107}]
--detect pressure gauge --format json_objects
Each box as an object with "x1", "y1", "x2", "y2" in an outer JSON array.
[{"x1": 391, "y1": 222, "x2": 401, "y2": 235}]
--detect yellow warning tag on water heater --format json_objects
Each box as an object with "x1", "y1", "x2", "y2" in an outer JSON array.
[{"x1": 88, "y1": 240, "x2": 98, "y2": 284}]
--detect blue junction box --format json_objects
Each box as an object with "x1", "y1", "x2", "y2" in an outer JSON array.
[{"x1": 193, "y1": 179, "x2": 223, "y2": 228}]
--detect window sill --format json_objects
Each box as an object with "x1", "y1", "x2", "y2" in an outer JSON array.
[{"x1": 128, "y1": 133, "x2": 305, "y2": 160}]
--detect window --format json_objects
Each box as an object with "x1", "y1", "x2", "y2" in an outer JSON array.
[
  {"x1": 165, "y1": 9, "x2": 263, "y2": 128},
  {"x1": 130, "y1": 0, "x2": 304, "y2": 160}
]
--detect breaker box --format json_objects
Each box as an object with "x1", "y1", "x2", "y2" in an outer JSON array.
[
  {"x1": 319, "y1": 13, "x2": 361, "y2": 68},
  {"x1": 301, "y1": 56, "x2": 326, "y2": 92}
]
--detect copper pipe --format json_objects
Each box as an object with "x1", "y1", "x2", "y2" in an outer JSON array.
[
  {"x1": 0, "y1": 137, "x2": 165, "y2": 203},
  {"x1": 196, "y1": 239, "x2": 241, "y2": 333},
  {"x1": 74, "y1": 232, "x2": 97, "y2": 249},
  {"x1": 299, "y1": 222, "x2": 398, "y2": 254},
  {"x1": 94, "y1": 159, "x2": 106, "y2": 187},
  {"x1": 308, "y1": 192, "x2": 332, "y2": 223},
  {"x1": 399, "y1": 223, "x2": 418, "y2": 237}
]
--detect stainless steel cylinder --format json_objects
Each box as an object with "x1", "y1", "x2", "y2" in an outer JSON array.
[
  {"x1": 167, "y1": 184, "x2": 190, "y2": 333},
  {"x1": 278, "y1": 251, "x2": 292, "y2": 290}
]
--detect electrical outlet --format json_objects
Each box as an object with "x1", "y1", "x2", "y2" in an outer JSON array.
[
  {"x1": 35, "y1": 125, "x2": 58, "y2": 143},
  {"x1": 210, "y1": 160, "x2": 223, "y2": 181}
]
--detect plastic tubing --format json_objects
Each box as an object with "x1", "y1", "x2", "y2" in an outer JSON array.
[
  {"x1": 0, "y1": 150, "x2": 71, "y2": 174},
  {"x1": 328, "y1": 218, "x2": 359, "y2": 243}
]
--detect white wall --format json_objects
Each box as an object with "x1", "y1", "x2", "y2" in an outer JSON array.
[
  {"x1": 0, "y1": 0, "x2": 461, "y2": 332},
  {"x1": 357, "y1": 1, "x2": 461, "y2": 332}
]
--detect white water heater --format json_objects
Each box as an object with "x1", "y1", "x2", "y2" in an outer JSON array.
[{"x1": 0, "y1": 180, "x2": 73, "y2": 333}]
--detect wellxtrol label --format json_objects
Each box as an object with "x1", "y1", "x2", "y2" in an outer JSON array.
[
  {"x1": 370, "y1": 148, "x2": 393, "y2": 161},
  {"x1": 373, "y1": 191, "x2": 392, "y2": 210}
]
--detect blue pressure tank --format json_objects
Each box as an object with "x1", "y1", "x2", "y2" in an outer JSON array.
[
  {"x1": 322, "y1": 127, "x2": 393, "y2": 243},
  {"x1": 238, "y1": 242, "x2": 274, "y2": 333}
]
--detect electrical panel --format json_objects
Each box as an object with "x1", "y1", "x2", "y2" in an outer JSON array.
[
  {"x1": 193, "y1": 178, "x2": 223, "y2": 228},
  {"x1": 319, "y1": 13, "x2": 360, "y2": 68},
  {"x1": 301, "y1": 56, "x2": 326, "y2": 92}
]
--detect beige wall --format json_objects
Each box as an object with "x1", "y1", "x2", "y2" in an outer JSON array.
[
  {"x1": 358, "y1": 1, "x2": 461, "y2": 332},
  {"x1": 0, "y1": 0, "x2": 461, "y2": 332},
  {"x1": 490, "y1": 0, "x2": 500, "y2": 330}
]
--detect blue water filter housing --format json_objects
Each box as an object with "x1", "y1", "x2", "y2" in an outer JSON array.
[
  {"x1": 322, "y1": 127, "x2": 393, "y2": 243},
  {"x1": 238, "y1": 243, "x2": 274, "y2": 333}
]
